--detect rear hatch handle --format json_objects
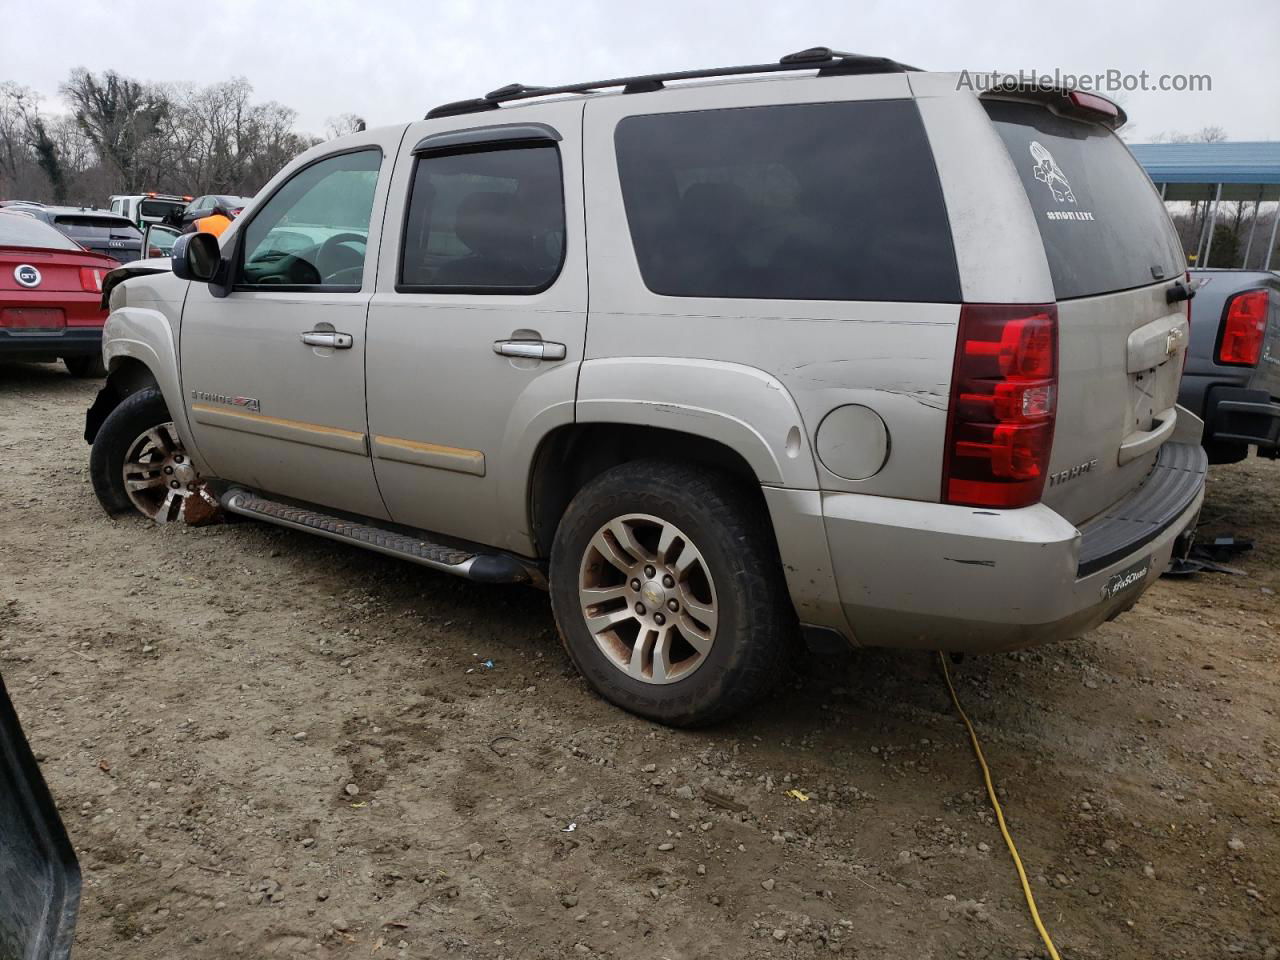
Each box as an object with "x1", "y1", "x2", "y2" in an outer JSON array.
[{"x1": 1119, "y1": 405, "x2": 1177, "y2": 465}]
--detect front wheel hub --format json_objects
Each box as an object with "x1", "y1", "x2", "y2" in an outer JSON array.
[{"x1": 122, "y1": 422, "x2": 214, "y2": 524}]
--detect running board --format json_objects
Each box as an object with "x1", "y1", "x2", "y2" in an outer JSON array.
[{"x1": 221, "y1": 489, "x2": 529, "y2": 583}]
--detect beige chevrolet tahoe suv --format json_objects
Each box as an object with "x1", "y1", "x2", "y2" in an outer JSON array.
[{"x1": 84, "y1": 48, "x2": 1206, "y2": 726}]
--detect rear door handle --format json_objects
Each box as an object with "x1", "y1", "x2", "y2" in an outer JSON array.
[
  {"x1": 300, "y1": 331, "x2": 353, "y2": 349},
  {"x1": 493, "y1": 339, "x2": 567, "y2": 361}
]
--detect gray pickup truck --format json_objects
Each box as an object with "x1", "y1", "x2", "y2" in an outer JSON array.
[{"x1": 1178, "y1": 269, "x2": 1280, "y2": 463}]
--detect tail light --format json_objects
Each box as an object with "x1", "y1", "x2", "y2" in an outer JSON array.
[
  {"x1": 1217, "y1": 289, "x2": 1269, "y2": 366},
  {"x1": 79, "y1": 267, "x2": 103, "y2": 292},
  {"x1": 943, "y1": 304, "x2": 1059, "y2": 509}
]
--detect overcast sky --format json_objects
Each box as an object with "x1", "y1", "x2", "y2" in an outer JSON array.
[{"x1": 3, "y1": 0, "x2": 1278, "y2": 142}]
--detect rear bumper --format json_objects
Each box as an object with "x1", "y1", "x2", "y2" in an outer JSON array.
[
  {"x1": 1204, "y1": 386, "x2": 1280, "y2": 451},
  {"x1": 0, "y1": 327, "x2": 103, "y2": 359},
  {"x1": 796, "y1": 442, "x2": 1205, "y2": 653}
]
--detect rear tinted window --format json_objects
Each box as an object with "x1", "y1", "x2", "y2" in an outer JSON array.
[
  {"x1": 399, "y1": 144, "x2": 566, "y2": 293},
  {"x1": 984, "y1": 99, "x2": 1184, "y2": 300},
  {"x1": 53, "y1": 217, "x2": 142, "y2": 241},
  {"x1": 139, "y1": 199, "x2": 185, "y2": 220},
  {"x1": 613, "y1": 100, "x2": 960, "y2": 302},
  {"x1": 0, "y1": 213, "x2": 80, "y2": 251}
]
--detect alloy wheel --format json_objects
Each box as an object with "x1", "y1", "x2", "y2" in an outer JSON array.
[
  {"x1": 577, "y1": 513, "x2": 719, "y2": 684},
  {"x1": 121, "y1": 422, "x2": 204, "y2": 523}
]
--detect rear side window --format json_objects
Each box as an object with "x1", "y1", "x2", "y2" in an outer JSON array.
[
  {"x1": 613, "y1": 100, "x2": 960, "y2": 303},
  {"x1": 139, "y1": 199, "x2": 184, "y2": 221},
  {"x1": 983, "y1": 99, "x2": 1184, "y2": 300},
  {"x1": 399, "y1": 144, "x2": 566, "y2": 294}
]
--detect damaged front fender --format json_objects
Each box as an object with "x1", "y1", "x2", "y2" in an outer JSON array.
[{"x1": 99, "y1": 259, "x2": 172, "y2": 312}]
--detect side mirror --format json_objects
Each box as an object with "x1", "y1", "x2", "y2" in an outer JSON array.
[{"x1": 171, "y1": 232, "x2": 221, "y2": 283}]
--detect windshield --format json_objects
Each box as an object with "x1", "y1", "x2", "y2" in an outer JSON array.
[
  {"x1": 0, "y1": 213, "x2": 81, "y2": 251},
  {"x1": 983, "y1": 99, "x2": 1184, "y2": 299}
]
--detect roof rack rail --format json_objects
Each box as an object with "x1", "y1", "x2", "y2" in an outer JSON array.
[{"x1": 426, "y1": 46, "x2": 918, "y2": 119}]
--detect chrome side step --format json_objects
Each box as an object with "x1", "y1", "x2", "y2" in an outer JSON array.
[{"x1": 221, "y1": 489, "x2": 529, "y2": 583}]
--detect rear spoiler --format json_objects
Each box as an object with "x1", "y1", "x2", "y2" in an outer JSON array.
[
  {"x1": 0, "y1": 673, "x2": 81, "y2": 959},
  {"x1": 980, "y1": 85, "x2": 1127, "y2": 130}
]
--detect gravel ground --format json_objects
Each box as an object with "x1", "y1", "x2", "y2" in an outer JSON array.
[{"x1": 1, "y1": 360, "x2": 1277, "y2": 960}]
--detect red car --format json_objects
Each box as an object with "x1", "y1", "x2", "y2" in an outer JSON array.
[{"x1": 0, "y1": 211, "x2": 119, "y2": 377}]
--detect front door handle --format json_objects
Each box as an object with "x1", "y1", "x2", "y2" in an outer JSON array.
[
  {"x1": 301, "y1": 330, "x2": 353, "y2": 349},
  {"x1": 493, "y1": 339, "x2": 567, "y2": 361}
]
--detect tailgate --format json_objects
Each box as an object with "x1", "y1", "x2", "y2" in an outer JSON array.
[
  {"x1": 983, "y1": 98, "x2": 1187, "y2": 525},
  {"x1": 1052, "y1": 284, "x2": 1188, "y2": 522}
]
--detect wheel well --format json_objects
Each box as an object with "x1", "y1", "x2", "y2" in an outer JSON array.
[
  {"x1": 85, "y1": 358, "x2": 160, "y2": 443},
  {"x1": 528, "y1": 423, "x2": 765, "y2": 558},
  {"x1": 106, "y1": 357, "x2": 159, "y2": 397}
]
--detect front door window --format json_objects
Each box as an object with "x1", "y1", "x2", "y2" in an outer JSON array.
[{"x1": 239, "y1": 150, "x2": 382, "y2": 290}]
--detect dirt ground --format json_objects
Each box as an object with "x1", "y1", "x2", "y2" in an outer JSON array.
[{"x1": 1, "y1": 360, "x2": 1276, "y2": 960}]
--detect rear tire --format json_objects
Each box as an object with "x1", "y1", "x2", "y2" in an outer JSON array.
[
  {"x1": 549, "y1": 459, "x2": 795, "y2": 727},
  {"x1": 64, "y1": 355, "x2": 106, "y2": 378}
]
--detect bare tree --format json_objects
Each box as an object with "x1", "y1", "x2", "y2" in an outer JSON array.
[
  {"x1": 1151, "y1": 126, "x2": 1229, "y2": 144},
  {"x1": 61, "y1": 68, "x2": 170, "y2": 191},
  {"x1": 0, "y1": 83, "x2": 83, "y2": 203},
  {"x1": 326, "y1": 113, "x2": 366, "y2": 139},
  {"x1": 2, "y1": 69, "x2": 321, "y2": 204}
]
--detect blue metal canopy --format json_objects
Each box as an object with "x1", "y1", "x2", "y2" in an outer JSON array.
[
  {"x1": 1130, "y1": 141, "x2": 1280, "y2": 201},
  {"x1": 1129, "y1": 140, "x2": 1280, "y2": 268}
]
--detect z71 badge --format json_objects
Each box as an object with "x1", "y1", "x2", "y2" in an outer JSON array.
[{"x1": 191, "y1": 390, "x2": 260, "y2": 413}]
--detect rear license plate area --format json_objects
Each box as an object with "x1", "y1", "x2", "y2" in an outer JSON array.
[
  {"x1": 1, "y1": 308, "x2": 66, "y2": 331},
  {"x1": 1100, "y1": 556, "x2": 1151, "y2": 600}
]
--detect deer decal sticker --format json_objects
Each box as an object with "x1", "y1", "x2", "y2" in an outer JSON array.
[{"x1": 1029, "y1": 140, "x2": 1075, "y2": 204}]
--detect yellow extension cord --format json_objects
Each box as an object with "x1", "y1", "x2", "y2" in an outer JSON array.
[{"x1": 938, "y1": 651, "x2": 1063, "y2": 960}]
